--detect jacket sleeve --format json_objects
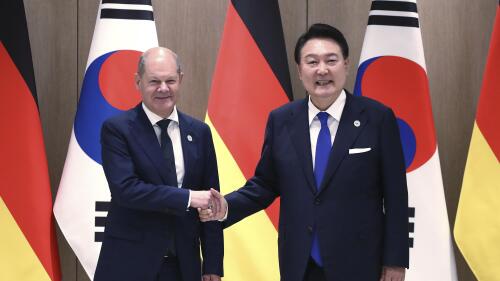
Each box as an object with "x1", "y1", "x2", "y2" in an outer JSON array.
[
  {"x1": 100, "y1": 119, "x2": 189, "y2": 213},
  {"x1": 379, "y1": 107, "x2": 410, "y2": 268},
  {"x1": 224, "y1": 112, "x2": 280, "y2": 228},
  {"x1": 199, "y1": 125, "x2": 224, "y2": 276}
]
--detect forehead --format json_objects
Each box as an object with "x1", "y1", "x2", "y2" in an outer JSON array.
[
  {"x1": 301, "y1": 38, "x2": 342, "y2": 58},
  {"x1": 143, "y1": 55, "x2": 178, "y2": 76}
]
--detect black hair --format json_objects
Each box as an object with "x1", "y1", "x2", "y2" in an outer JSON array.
[{"x1": 294, "y1": 23, "x2": 349, "y2": 64}]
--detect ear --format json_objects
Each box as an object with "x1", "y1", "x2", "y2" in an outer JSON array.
[
  {"x1": 344, "y1": 58, "x2": 350, "y2": 75},
  {"x1": 178, "y1": 72, "x2": 184, "y2": 84},
  {"x1": 296, "y1": 64, "x2": 303, "y2": 81},
  {"x1": 134, "y1": 73, "x2": 141, "y2": 90}
]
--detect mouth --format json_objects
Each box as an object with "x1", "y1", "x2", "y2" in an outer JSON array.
[
  {"x1": 315, "y1": 80, "x2": 333, "y2": 86},
  {"x1": 155, "y1": 95, "x2": 173, "y2": 100}
]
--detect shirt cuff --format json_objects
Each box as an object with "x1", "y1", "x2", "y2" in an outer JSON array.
[
  {"x1": 187, "y1": 190, "x2": 191, "y2": 210},
  {"x1": 218, "y1": 204, "x2": 228, "y2": 221}
]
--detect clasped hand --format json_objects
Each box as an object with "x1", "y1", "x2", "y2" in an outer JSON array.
[{"x1": 190, "y1": 189, "x2": 227, "y2": 221}]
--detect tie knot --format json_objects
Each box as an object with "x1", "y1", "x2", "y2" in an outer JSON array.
[
  {"x1": 156, "y1": 119, "x2": 171, "y2": 131},
  {"x1": 317, "y1": 112, "x2": 329, "y2": 126}
]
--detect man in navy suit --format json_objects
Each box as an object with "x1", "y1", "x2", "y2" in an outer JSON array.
[
  {"x1": 94, "y1": 47, "x2": 223, "y2": 281},
  {"x1": 200, "y1": 24, "x2": 408, "y2": 281}
]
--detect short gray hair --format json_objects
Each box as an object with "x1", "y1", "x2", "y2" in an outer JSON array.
[{"x1": 137, "y1": 50, "x2": 182, "y2": 77}]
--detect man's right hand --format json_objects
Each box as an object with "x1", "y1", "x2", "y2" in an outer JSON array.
[
  {"x1": 189, "y1": 190, "x2": 214, "y2": 209},
  {"x1": 198, "y1": 189, "x2": 227, "y2": 222},
  {"x1": 380, "y1": 266, "x2": 405, "y2": 281}
]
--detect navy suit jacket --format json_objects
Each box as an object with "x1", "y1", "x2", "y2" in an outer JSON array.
[
  {"x1": 225, "y1": 93, "x2": 409, "y2": 281},
  {"x1": 94, "y1": 104, "x2": 223, "y2": 281}
]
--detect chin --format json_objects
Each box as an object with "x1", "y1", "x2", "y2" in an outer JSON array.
[{"x1": 312, "y1": 91, "x2": 336, "y2": 99}]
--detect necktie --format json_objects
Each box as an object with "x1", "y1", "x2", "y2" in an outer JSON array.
[
  {"x1": 311, "y1": 112, "x2": 332, "y2": 266},
  {"x1": 156, "y1": 119, "x2": 177, "y2": 185},
  {"x1": 156, "y1": 119, "x2": 177, "y2": 256}
]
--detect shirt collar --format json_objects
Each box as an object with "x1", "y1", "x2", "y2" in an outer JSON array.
[
  {"x1": 142, "y1": 103, "x2": 179, "y2": 126},
  {"x1": 308, "y1": 89, "x2": 346, "y2": 125}
]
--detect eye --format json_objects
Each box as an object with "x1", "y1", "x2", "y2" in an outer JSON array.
[
  {"x1": 307, "y1": 60, "x2": 318, "y2": 66},
  {"x1": 327, "y1": 59, "x2": 338, "y2": 64}
]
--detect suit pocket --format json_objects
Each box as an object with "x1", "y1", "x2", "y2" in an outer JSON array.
[
  {"x1": 347, "y1": 149, "x2": 373, "y2": 159},
  {"x1": 349, "y1": 147, "x2": 371, "y2": 154}
]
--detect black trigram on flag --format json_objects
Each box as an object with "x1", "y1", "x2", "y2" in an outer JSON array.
[
  {"x1": 101, "y1": 0, "x2": 153, "y2": 20},
  {"x1": 409, "y1": 207, "x2": 415, "y2": 248},
  {"x1": 95, "y1": 201, "x2": 110, "y2": 242},
  {"x1": 368, "y1": 1, "x2": 419, "y2": 27}
]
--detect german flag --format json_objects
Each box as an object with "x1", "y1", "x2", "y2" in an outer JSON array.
[
  {"x1": 205, "y1": 0, "x2": 292, "y2": 279},
  {"x1": 454, "y1": 1, "x2": 500, "y2": 279},
  {"x1": 0, "y1": 1, "x2": 61, "y2": 280}
]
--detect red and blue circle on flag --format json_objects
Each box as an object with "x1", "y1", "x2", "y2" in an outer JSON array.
[
  {"x1": 74, "y1": 50, "x2": 142, "y2": 164},
  {"x1": 354, "y1": 56, "x2": 436, "y2": 172}
]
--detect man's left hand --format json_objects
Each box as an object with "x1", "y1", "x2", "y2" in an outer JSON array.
[
  {"x1": 202, "y1": 274, "x2": 221, "y2": 281},
  {"x1": 380, "y1": 266, "x2": 405, "y2": 281}
]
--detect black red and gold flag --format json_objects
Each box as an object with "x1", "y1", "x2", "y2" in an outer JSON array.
[
  {"x1": 0, "y1": 1, "x2": 61, "y2": 280},
  {"x1": 205, "y1": 0, "x2": 292, "y2": 279},
  {"x1": 455, "y1": 1, "x2": 500, "y2": 279}
]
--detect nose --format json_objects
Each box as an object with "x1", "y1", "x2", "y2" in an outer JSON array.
[
  {"x1": 317, "y1": 62, "x2": 328, "y2": 75},
  {"x1": 157, "y1": 81, "x2": 169, "y2": 92}
]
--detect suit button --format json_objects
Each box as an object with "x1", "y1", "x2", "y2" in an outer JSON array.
[
  {"x1": 314, "y1": 198, "x2": 321, "y2": 205},
  {"x1": 307, "y1": 226, "x2": 313, "y2": 233}
]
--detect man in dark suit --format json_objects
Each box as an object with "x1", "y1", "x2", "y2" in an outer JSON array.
[
  {"x1": 94, "y1": 47, "x2": 223, "y2": 281},
  {"x1": 200, "y1": 24, "x2": 409, "y2": 281}
]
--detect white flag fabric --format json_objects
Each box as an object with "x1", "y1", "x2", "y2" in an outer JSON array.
[
  {"x1": 53, "y1": 0, "x2": 158, "y2": 278},
  {"x1": 354, "y1": 1, "x2": 457, "y2": 280}
]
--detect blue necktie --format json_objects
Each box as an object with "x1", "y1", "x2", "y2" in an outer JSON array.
[{"x1": 311, "y1": 112, "x2": 331, "y2": 266}]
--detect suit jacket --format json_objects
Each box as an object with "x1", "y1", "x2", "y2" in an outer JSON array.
[
  {"x1": 94, "y1": 104, "x2": 223, "y2": 281},
  {"x1": 225, "y1": 93, "x2": 409, "y2": 281}
]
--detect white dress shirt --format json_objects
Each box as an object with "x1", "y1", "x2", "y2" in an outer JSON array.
[
  {"x1": 308, "y1": 90, "x2": 346, "y2": 169},
  {"x1": 142, "y1": 103, "x2": 190, "y2": 207}
]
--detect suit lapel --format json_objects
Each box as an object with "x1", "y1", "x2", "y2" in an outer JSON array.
[
  {"x1": 178, "y1": 111, "x2": 197, "y2": 189},
  {"x1": 318, "y1": 93, "x2": 367, "y2": 193},
  {"x1": 288, "y1": 98, "x2": 317, "y2": 194},
  {"x1": 130, "y1": 105, "x2": 172, "y2": 184}
]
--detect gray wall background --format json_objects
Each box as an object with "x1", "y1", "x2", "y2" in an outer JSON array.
[{"x1": 23, "y1": 0, "x2": 495, "y2": 280}]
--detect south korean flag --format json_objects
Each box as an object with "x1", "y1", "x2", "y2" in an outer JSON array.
[
  {"x1": 354, "y1": 1, "x2": 458, "y2": 280},
  {"x1": 54, "y1": 0, "x2": 158, "y2": 279}
]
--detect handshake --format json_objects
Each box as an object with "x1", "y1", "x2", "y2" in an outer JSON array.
[{"x1": 190, "y1": 188, "x2": 227, "y2": 222}]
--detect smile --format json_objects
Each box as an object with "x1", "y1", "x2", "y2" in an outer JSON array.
[{"x1": 315, "y1": 80, "x2": 332, "y2": 86}]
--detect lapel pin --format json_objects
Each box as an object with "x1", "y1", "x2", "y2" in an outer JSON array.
[
  {"x1": 187, "y1": 135, "x2": 193, "y2": 142},
  {"x1": 354, "y1": 120, "x2": 360, "y2": 127}
]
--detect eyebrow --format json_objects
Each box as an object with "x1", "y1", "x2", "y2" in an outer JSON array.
[
  {"x1": 149, "y1": 75, "x2": 178, "y2": 81},
  {"x1": 303, "y1": 53, "x2": 339, "y2": 59}
]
